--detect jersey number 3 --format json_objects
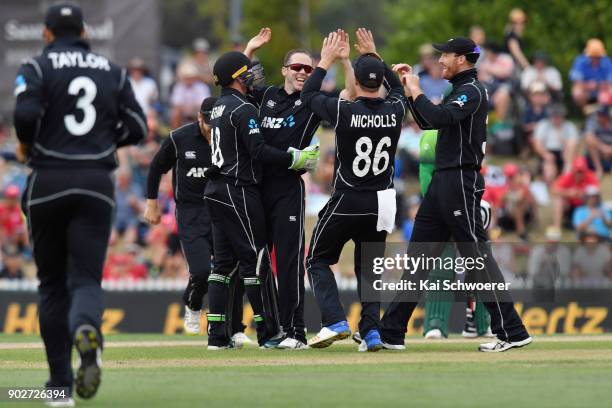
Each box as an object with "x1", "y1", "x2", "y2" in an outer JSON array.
[
  {"x1": 352, "y1": 136, "x2": 391, "y2": 177},
  {"x1": 64, "y1": 76, "x2": 97, "y2": 136},
  {"x1": 211, "y1": 127, "x2": 224, "y2": 167}
]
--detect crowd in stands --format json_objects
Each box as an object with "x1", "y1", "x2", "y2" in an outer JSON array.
[{"x1": 0, "y1": 9, "x2": 610, "y2": 285}]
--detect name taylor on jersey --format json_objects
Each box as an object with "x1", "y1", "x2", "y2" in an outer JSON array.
[
  {"x1": 350, "y1": 114, "x2": 397, "y2": 128},
  {"x1": 47, "y1": 51, "x2": 111, "y2": 71}
]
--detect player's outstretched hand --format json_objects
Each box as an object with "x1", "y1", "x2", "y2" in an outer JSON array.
[
  {"x1": 288, "y1": 143, "x2": 320, "y2": 171},
  {"x1": 354, "y1": 28, "x2": 378, "y2": 57},
  {"x1": 319, "y1": 32, "x2": 344, "y2": 69},
  {"x1": 336, "y1": 29, "x2": 350, "y2": 60},
  {"x1": 144, "y1": 199, "x2": 161, "y2": 225},
  {"x1": 244, "y1": 27, "x2": 271, "y2": 58}
]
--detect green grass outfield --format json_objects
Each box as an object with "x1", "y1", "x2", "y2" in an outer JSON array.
[{"x1": 1, "y1": 334, "x2": 612, "y2": 408}]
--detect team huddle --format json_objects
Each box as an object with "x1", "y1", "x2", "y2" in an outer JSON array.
[{"x1": 13, "y1": 3, "x2": 532, "y2": 405}]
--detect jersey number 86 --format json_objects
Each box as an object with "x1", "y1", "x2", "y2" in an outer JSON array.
[{"x1": 352, "y1": 136, "x2": 391, "y2": 177}]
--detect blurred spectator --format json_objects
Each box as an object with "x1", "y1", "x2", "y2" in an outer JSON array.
[
  {"x1": 571, "y1": 238, "x2": 611, "y2": 285},
  {"x1": 413, "y1": 44, "x2": 435, "y2": 75},
  {"x1": 533, "y1": 104, "x2": 578, "y2": 184},
  {"x1": 504, "y1": 8, "x2": 530, "y2": 70},
  {"x1": 112, "y1": 169, "x2": 144, "y2": 245},
  {"x1": 177, "y1": 38, "x2": 214, "y2": 86},
  {"x1": 396, "y1": 118, "x2": 422, "y2": 177},
  {"x1": 170, "y1": 62, "x2": 211, "y2": 129},
  {"x1": 584, "y1": 105, "x2": 612, "y2": 178},
  {"x1": 570, "y1": 38, "x2": 612, "y2": 110},
  {"x1": 497, "y1": 164, "x2": 538, "y2": 241},
  {"x1": 0, "y1": 244, "x2": 24, "y2": 280},
  {"x1": 478, "y1": 43, "x2": 514, "y2": 121},
  {"x1": 527, "y1": 227, "x2": 572, "y2": 288},
  {"x1": 127, "y1": 57, "x2": 159, "y2": 115},
  {"x1": 521, "y1": 51, "x2": 562, "y2": 99},
  {"x1": 401, "y1": 195, "x2": 421, "y2": 241},
  {"x1": 0, "y1": 185, "x2": 27, "y2": 248},
  {"x1": 522, "y1": 82, "x2": 550, "y2": 145},
  {"x1": 419, "y1": 57, "x2": 449, "y2": 104},
  {"x1": 103, "y1": 245, "x2": 148, "y2": 281},
  {"x1": 313, "y1": 148, "x2": 336, "y2": 194},
  {"x1": 572, "y1": 186, "x2": 611, "y2": 241},
  {"x1": 552, "y1": 157, "x2": 600, "y2": 230},
  {"x1": 469, "y1": 25, "x2": 486, "y2": 67}
]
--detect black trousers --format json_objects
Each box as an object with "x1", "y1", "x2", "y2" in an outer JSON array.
[
  {"x1": 204, "y1": 180, "x2": 270, "y2": 346},
  {"x1": 307, "y1": 190, "x2": 387, "y2": 338},
  {"x1": 381, "y1": 169, "x2": 529, "y2": 343},
  {"x1": 176, "y1": 202, "x2": 245, "y2": 333},
  {"x1": 25, "y1": 168, "x2": 114, "y2": 389},
  {"x1": 261, "y1": 175, "x2": 306, "y2": 342}
]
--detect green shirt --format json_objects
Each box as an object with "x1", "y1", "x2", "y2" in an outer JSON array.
[{"x1": 418, "y1": 129, "x2": 438, "y2": 195}]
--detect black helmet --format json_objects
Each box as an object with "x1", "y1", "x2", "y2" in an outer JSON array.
[{"x1": 213, "y1": 51, "x2": 264, "y2": 88}]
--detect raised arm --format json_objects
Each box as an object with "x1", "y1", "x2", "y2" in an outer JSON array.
[
  {"x1": 301, "y1": 31, "x2": 346, "y2": 124},
  {"x1": 243, "y1": 27, "x2": 271, "y2": 60}
]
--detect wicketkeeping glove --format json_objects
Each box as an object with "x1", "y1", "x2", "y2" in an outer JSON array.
[{"x1": 288, "y1": 143, "x2": 320, "y2": 171}]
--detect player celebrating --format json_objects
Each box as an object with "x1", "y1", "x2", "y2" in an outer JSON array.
[
  {"x1": 302, "y1": 29, "x2": 407, "y2": 351},
  {"x1": 204, "y1": 51, "x2": 319, "y2": 349},
  {"x1": 242, "y1": 28, "x2": 355, "y2": 349},
  {"x1": 144, "y1": 97, "x2": 251, "y2": 347},
  {"x1": 13, "y1": 3, "x2": 146, "y2": 404},
  {"x1": 381, "y1": 37, "x2": 531, "y2": 352}
]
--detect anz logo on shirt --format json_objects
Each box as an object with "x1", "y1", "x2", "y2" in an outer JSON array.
[
  {"x1": 261, "y1": 115, "x2": 296, "y2": 129},
  {"x1": 451, "y1": 94, "x2": 468, "y2": 108},
  {"x1": 248, "y1": 119, "x2": 260, "y2": 134},
  {"x1": 186, "y1": 167, "x2": 208, "y2": 178}
]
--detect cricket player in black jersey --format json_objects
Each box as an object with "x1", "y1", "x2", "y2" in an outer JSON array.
[
  {"x1": 13, "y1": 3, "x2": 146, "y2": 403},
  {"x1": 204, "y1": 51, "x2": 319, "y2": 349},
  {"x1": 301, "y1": 29, "x2": 407, "y2": 352},
  {"x1": 143, "y1": 97, "x2": 251, "y2": 347},
  {"x1": 241, "y1": 28, "x2": 357, "y2": 349},
  {"x1": 381, "y1": 37, "x2": 531, "y2": 352}
]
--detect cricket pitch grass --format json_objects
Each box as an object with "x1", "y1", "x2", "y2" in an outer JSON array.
[{"x1": 1, "y1": 334, "x2": 611, "y2": 407}]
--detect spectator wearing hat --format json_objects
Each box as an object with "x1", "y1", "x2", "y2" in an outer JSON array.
[
  {"x1": 521, "y1": 51, "x2": 562, "y2": 100},
  {"x1": 177, "y1": 38, "x2": 214, "y2": 86},
  {"x1": 533, "y1": 104, "x2": 578, "y2": 184},
  {"x1": 504, "y1": 8, "x2": 530, "y2": 70},
  {"x1": 497, "y1": 164, "x2": 538, "y2": 241},
  {"x1": 570, "y1": 38, "x2": 612, "y2": 110},
  {"x1": 127, "y1": 57, "x2": 159, "y2": 116},
  {"x1": 572, "y1": 185, "x2": 611, "y2": 241},
  {"x1": 527, "y1": 226, "x2": 572, "y2": 288},
  {"x1": 169, "y1": 62, "x2": 211, "y2": 128},
  {"x1": 584, "y1": 105, "x2": 612, "y2": 179},
  {"x1": 552, "y1": 156, "x2": 600, "y2": 230},
  {"x1": 522, "y1": 81, "x2": 551, "y2": 145}
]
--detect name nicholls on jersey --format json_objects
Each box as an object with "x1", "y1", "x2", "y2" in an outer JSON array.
[
  {"x1": 47, "y1": 51, "x2": 111, "y2": 71},
  {"x1": 350, "y1": 114, "x2": 397, "y2": 128}
]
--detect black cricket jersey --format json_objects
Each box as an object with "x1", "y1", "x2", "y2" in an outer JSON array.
[
  {"x1": 147, "y1": 121, "x2": 212, "y2": 204},
  {"x1": 300, "y1": 65, "x2": 407, "y2": 192},
  {"x1": 207, "y1": 88, "x2": 292, "y2": 186},
  {"x1": 13, "y1": 37, "x2": 146, "y2": 170},
  {"x1": 407, "y1": 68, "x2": 488, "y2": 170},
  {"x1": 248, "y1": 86, "x2": 321, "y2": 177}
]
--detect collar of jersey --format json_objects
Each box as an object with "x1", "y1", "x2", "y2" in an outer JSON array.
[
  {"x1": 45, "y1": 36, "x2": 90, "y2": 52},
  {"x1": 449, "y1": 68, "x2": 477, "y2": 86},
  {"x1": 278, "y1": 86, "x2": 300, "y2": 99},
  {"x1": 221, "y1": 87, "x2": 246, "y2": 98}
]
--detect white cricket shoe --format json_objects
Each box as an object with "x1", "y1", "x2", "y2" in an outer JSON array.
[
  {"x1": 231, "y1": 332, "x2": 253, "y2": 348},
  {"x1": 479, "y1": 337, "x2": 533, "y2": 352},
  {"x1": 207, "y1": 343, "x2": 234, "y2": 350},
  {"x1": 308, "y1": 321, "x2": 351, "y2": 349},
  {"x1": 183, "y1": 306, "x2": 201, "y2": 335},
  {"x1": 45, "y1": 398, "x2": 75, "y2": 407},
  {"x1": 277, "y1": 337, "x2": 308, "y2": 350},
  {"x1": 424, "y1": 329, "x2": 444, "y2": 339}
]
